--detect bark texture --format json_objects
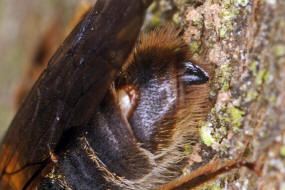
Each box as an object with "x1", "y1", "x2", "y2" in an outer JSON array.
[{"x1": 173, "y1": 0, "x2": 285, "y2": 189}]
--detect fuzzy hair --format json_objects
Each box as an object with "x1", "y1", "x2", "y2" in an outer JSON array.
[
  {"x1": 93, "y1": 26, "x2": 212, "y2": 189},
  {"x1": 55, "y1": 26, "x2": 210, "y2": 190}
]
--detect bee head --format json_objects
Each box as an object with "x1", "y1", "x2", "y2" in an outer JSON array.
[{"x1": 115, "y1": 26, "x2": 209, "y2": 153}]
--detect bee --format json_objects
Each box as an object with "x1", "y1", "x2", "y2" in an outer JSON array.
[
  {"x1": 36, "y1": 25, "x2": 210, "y2": 190},
  {"x1": 0, "y1": 0, "x2": 210, "y2": 189}
]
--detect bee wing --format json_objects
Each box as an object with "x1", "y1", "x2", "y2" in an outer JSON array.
[{"x1": 0, "y1": 0, "x2": 151, "y2": 189}]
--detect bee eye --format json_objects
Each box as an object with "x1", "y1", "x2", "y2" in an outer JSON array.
[
  {"x1": 180, "y1": 61, "x2": 209, "y2": 85},
  {"x1": 117, "y1": 85, "x2": 139, "y2": 118}
]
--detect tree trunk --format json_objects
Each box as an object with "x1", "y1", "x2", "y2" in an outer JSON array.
[{"x1": 174, "y1": 0, "x2": 285, "y2": 189}]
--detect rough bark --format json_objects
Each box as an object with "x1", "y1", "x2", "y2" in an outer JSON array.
[{"x1": 172, "y1": 0, "x2": 285, "y2": 189}]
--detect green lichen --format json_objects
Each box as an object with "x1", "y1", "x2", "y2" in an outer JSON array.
[
  {"x1": 268, "y1": 95, "x2": 277, "y2": 103},
  {"x1": 222, "y1": 0, "x2": 232, "y2": 8},
  {"x1": 220, "y1": 64, "x2": 232, "y2": 74},
  {"x1": 148, "y1": 1, "x2": 157, "y2": 12},
  {"x1": 214, "y1": 126, "x2": 229, "y2": 143},
  {"x1": 184, "y1": 145, "x2": 192, "y2": 155},
  {"x1": 273, "y1": 44, "x2": 285, "y2": 57},
  {"x1": 189, "y1": 40, "x2": 200, "y2": 54},
  {"x1": 203, "y1": 105, "x2": 232, "y2": 147},
  {"x1": 200, "y1": 123, "x2": 216, "y2": 147},
  {"x1": 222, "y1": 81, "x2": 230, "y2": 91},
  {"x1": 218, "y1": 0, "x2": 248, "y2": 39},
  {"x1": 144, "y1": 0, "x2": 179, "y2": 30},
  {"x1": 250, "y1": 61, "x2": 271, "y2": 86},
  {"x1": 217, "y1": 111, "x2": 231, "y2": 126},
  {"x1": 263, "y1": 69, "x2": 271, "y2": 83},
  {"x1": 210, "y1": 184, "x2": 222, "y2": 190},
  {"x1": 218, "y1": 26, "x2": 230, "y2": 39},
  {"x1": 219, "y1": 28, "x2": 227, "y2": 38},
  {"x1": 192, "y1": 18, "x2": 203, "y2": 30},
  {"x1": 256, "y1": 69, "x2": 267, "y2": 86},
  {"x1": 172, "y1": 12, "x2": 180, "y2": 24},
  {"x1": 280, "y1": 20, "x2": 285, "y2": 28},
  {"x1": 280, "y1": 146, "x2": 285, "y2": 156},
  {"x1": 217, "y1": 64, "x2": 232, "y2": 91},
  {"x1": 222, "y1": 9, "x2": 238, "y2": 21},
  {"x1": 202, "y1": 184, "x2": 222, "y2": 190},
  {"x1": 229, "y1": 106, "x2": 245, "y2": 132},
  {"x1": 246, "y1": 90, "x2": 259, "y2": 101},
  {"x1": 150, "y1": 11, "x2": 163, "y2": 28},
  {"x1": 249, "y1": 61, "x2": 258, "y2": 76}
]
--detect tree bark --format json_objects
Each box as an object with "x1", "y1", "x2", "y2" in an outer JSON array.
[{"x1": 173, "y1": 0, "x2": 285, "y2": 189}]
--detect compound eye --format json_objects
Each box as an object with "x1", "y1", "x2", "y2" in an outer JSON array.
[
  {"x1": 117, "y1": 85, "x2": 139, "y2": 119},
  {"x1": 180, "y1": 61, "x2": 209, "y2": 85}
]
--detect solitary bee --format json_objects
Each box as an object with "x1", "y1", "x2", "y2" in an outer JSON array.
[
  {"x1": 37, "y1": 26, "x2": 209, "y2": 190},
  {"x1": 0, "y1": 0, "x2": 210, "y2": 189}
]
